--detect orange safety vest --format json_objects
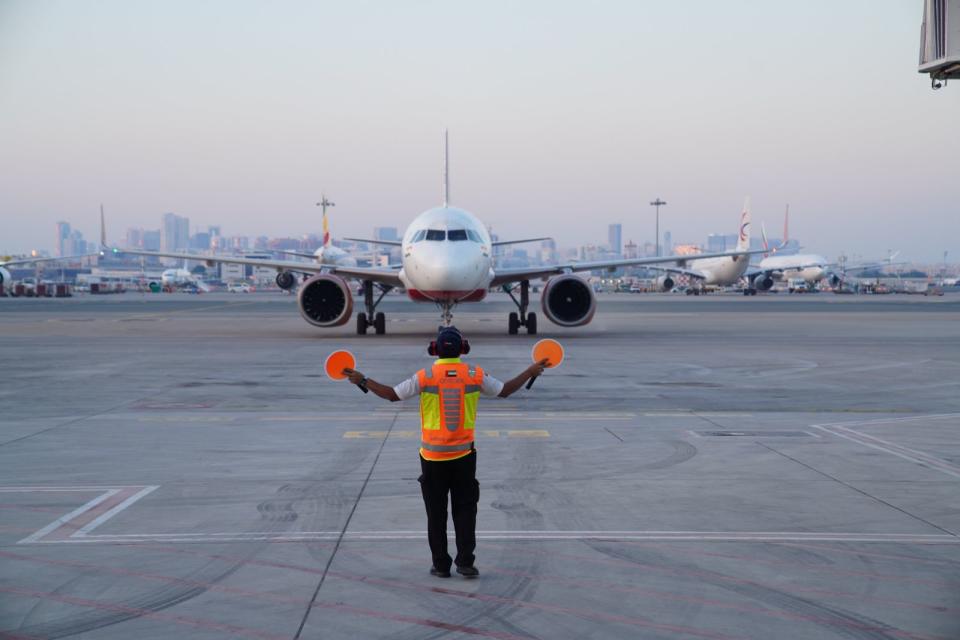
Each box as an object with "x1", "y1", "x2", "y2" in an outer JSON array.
[{"x1": 417, "y1": 358, "x2": 484, "y2": 461}]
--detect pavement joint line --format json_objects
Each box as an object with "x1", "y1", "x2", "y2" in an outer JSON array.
[
  {"x1": 814, "y1": 412, "x2": 960, "y2": 428},
  {"x1": 293, "y1": 408, "x2": 401, "y2": 639},
  {"x1": 812, "y1": 424, "x2": 960, "y2": 479},
  {"x1": 757, "y1": 442, "x2": 958, "y2": 538}
]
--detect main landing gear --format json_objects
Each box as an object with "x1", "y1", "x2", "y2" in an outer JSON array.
[
  {"x1": 504, "y1": 280, "x2": 537, "y2": 335},
  {"x1": 356, "y1": 280, "x2": 391, "y2": 335}
]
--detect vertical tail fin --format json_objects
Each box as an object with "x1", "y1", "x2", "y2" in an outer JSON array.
[
  {"x1": 783, "y1": 204, "x2": 790, "y2": 245},
  {"x1": 317, "y1": 194, "x2": 334, "y2": 247},
  {"x1": 443, "y1": 129, "x2": 450, "y2": 207},
  {"x1": 736, "y1": 197, "x2": 751, "y2": 251}
]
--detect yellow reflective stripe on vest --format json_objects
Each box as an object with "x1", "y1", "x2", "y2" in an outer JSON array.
[{"x1": 421, "y1": 391, "x2": 441, "y2": 430}]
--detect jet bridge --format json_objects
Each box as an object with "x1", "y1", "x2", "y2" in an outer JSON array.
[{"x1": 919, "y1": 0, "x2": 960, "y2": 88}]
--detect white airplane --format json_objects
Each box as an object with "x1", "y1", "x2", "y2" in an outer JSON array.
[
  {"x1": 646, "y1": 198, "x2": 754, "y2": 293},
  {"x1": 273, "y1": 196, "x2": 360, "y2": 284},
  {"x1": 109, "y1": 133, "x2": 768, "y2": 335},
  {"x1": 158, "y1": 263, "x2": 211, "y2": 292},
  {"x1": 746, "y1": 208, "x2": 897, "y2": 292}
]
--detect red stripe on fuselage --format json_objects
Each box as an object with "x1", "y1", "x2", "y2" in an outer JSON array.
[{"x1": 407, "y1": 289, "x2": 487, "y2": 303}]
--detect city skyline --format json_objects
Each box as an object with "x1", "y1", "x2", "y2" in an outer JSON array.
[{"x1": 1, "y1": 1, "x2": 958, "y2": 260}]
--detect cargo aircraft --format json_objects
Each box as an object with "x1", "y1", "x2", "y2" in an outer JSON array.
[{"x1": 107, "y1": 134, "x2": 767, "y2": 335}]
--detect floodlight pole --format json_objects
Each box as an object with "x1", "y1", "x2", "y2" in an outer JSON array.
[{"x1": 650, "y1": 198, "x2": 667, "y2": 256}]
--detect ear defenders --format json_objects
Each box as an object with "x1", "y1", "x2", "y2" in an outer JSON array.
[{"x1": 428, "y1": 327, "x2": 471, "y2": 356}]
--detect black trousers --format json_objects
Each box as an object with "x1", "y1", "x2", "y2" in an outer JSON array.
[{"x1": 418, "y1": 450, "x2": 479, "y2": 571}]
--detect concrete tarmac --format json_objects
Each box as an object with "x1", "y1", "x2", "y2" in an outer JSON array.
[{"x1": 1, "y1": 291, "x2": 959, "y2": 639}]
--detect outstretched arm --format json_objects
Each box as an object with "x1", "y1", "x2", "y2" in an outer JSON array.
[
  {"x1": 498, "y1": 359, "x2": 549, "y2": 398},
  {"x1": 343, "y1": 368, "x2": 401, "y2": 402}
]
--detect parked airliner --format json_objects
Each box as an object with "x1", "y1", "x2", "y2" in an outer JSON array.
[
  {"x1": 109, "y1": 133, "x2": 767, "y2": 335},
  {"x1": 648, "y1": 199, "x2": 754, "y2": 293}
]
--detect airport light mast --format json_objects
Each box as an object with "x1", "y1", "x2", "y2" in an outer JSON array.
[{"x1": 650, "y1": 198, "x2": 667, "y2": 256}]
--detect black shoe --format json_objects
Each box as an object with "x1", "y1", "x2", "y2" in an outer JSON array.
[
  {"x1": 430, "y1": 566, "x2": 451, "y2": 578},
  {"x1": 456, "y1": 565, "x2": 479, "y2": 578}
]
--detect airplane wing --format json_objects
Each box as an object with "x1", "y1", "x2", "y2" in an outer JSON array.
[
  {"x1": 492, "y1": 237, "x2": 552, "y2": 247},
  {"x1": 1, "y1": 254, "x2": 97, "y2": 267},
  {"x1": 645, "y1": 264, "x2": 708, "y2": 280},
  {"x1": 491, "y1": 248, "x2": 767, "y2": 287},
  {"x1": 342, "y1": 238, "x2": 402, "y2": 247},
  {"x1": 111, "y1": 248, "x2": 403, "y2": 288}
]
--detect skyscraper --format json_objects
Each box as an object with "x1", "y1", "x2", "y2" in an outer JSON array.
[
  {"x1": 373, "y1": 227, "x2": 399, "y2": 242},
  {"x1": 607, "y1": 224, "x2": 622, "y2": 257},
  {"x1": 161, "y1": 213, "x2": 189, "y2": 252},
  {"x1": 56, "y1": 222, "x2": 71, "y2": 257}
]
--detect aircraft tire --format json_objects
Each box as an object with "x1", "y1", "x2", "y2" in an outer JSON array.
[
  {"x1": 357, "y1": 312, "x2": 368, "y2": 335},
  {"x1": 374, "y1": 312, "x2": 386, "y2": 335},
  {"x1": 508, "y1": 312, "x2": 519, "y2": 335},
  {"x1": 526, "y1": 312, "x2": 537, "y2": 335}
]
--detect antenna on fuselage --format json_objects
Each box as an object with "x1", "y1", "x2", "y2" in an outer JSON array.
[{"x1": 443, "y1": 129, "x2": 450, "y2": 207}]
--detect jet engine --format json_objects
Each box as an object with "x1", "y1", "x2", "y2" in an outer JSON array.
[
  {"x1": 297, "y1": 274, "x2": 353, "y2": 327},
  {"x1": 827, "y1": 274, "x2": 842, "y2": 288},
  {"x1": 752, "y1": 274, "x2": 774, "y2": 291},
  {"x1": 276, "y1": 271, "x2": 296, "y2": 290},
  {"x1": 656, "y1": 275, "x2": 675, "y2": 292},
  {"x1": 541, "y1": 275, "x2": 596, "y2": 327}
]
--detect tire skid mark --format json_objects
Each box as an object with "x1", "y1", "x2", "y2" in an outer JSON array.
[
  {"x1": 0, "y1": 550, "x2": 529, "y2": 640},
  {"x1": 0, "y1": 585, "x2": 286, "y2": 640},
  {"x1": 586, "y1": 541, "x2": 938, "y2": 640}
]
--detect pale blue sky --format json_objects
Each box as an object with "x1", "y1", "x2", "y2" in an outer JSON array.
[{"x1": 1, "y1": 0, "x2": 956, "y2": 261}]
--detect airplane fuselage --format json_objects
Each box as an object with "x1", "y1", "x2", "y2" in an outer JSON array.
[
  {"x1": 758, "y1": 254, "x2": 827, "y2": 283},
  {"x1": 398, "y1": 206, "x2": 494, "y2": 303},
  {"x1": 689, "y1": 254, "x2": 751, "y2": 286}
]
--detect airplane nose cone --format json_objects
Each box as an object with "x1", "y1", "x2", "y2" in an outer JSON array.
[{"x1": 411, "y1": 244, "x2": 485, "y2": 295}]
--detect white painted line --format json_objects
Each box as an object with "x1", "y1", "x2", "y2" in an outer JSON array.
[
  {"x1": 814, "y1": 424, "x2": 960, "y2": 479},
  {"x1": 17, "y1": 490, "x2": 120, "y2": 544},
  {"x1": 25, "y1": 529, "x2": 959, "y2": 545},
  {"x1": 73, "y1": 486, "x2": 159, "y2": 537},
  {"x1": 815, "y1": 413, "x2": 960, "y2": 429}
]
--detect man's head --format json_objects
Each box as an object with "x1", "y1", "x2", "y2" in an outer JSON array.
[{"x1": 429, "y1": 326, "x2": 470, "y2": 358}]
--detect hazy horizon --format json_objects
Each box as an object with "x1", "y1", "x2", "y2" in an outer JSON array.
[{"x1": 1, "y1": 1, "x2": 957, "y2": 261}]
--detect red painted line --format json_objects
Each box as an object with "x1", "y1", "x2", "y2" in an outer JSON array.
[
  {"x1": 43, "y1": 487, "x2": 141, "y2": 541},
  {"x1": 0, "y1": 552, "x2": 532, "y2": 640},
  {"x1": 0, "y1": 585, "x2": 286, "y2": 640},
  {"x1": 0, "y1": 504, "x2": 65, "y2": 514},
  {"x1": 780, "y1": 541, "x2": 960, "y2": 567}
]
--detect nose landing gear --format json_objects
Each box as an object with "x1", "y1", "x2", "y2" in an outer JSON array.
[
  {"x1": 356, "y1": 280, "x2": 391, "y2": 335},
  {"x1": 504, "y1": 280, "x2": 537, "y2": 335}
]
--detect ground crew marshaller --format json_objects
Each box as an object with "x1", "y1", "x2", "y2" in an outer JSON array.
[{"x1": 344, "y1": 326, "x2": 548, "y2": 578}]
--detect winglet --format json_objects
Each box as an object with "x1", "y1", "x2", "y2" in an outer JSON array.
[
  {"x1": 783, "y1": 204, "x2": 790, "y2": 245},
  {"x1": 760, "y1": 222, "x2": 770, "y2": 258},
  {"x1": 443, "y1": 129, "x2": 450, "y2": 207}
]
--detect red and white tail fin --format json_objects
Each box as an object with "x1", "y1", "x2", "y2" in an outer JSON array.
[
  {"x1": 736, "y1": 197, "x2": 751, "y2": 251},
  {"x1": 317, "y1": 195, "x2": 335, "y2": 247}
]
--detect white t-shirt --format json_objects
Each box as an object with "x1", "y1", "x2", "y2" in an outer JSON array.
[{"x1": 393, "y1": 367, "x2": 505, "y2": 401}]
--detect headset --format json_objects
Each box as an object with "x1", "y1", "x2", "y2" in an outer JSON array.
[{"x1": 428, "y1": 326, "x2": 471, "y2": 356}]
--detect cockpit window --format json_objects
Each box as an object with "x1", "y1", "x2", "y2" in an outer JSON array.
[
  {"x1": 425, "y1": 229, "x2": 446, "y2": 241},
  {"x1": 447, "y1": 229, "x2": 468, "y2": 241},
  {"x1": 411, "y1": 229, "x2": 427, "y2": 242},
  {"x1": 465, "y1": 229, "x2": 482, "y2": 243}
]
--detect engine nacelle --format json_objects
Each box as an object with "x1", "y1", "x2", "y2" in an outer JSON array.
[
  {"x1": 276, "y1": 271, "x2": 296, "y2": 290},
  {"x1": 752, "y1": 274, "x2": 774, "y2": 291},
  {"x1": 656, "y1": 275, "x2": 675, "y2": 292},
  {"x1": 297, "y1": 274, "x2": 353, "y2": 327},
  {"x1": 541, "y1": 275, "x2": 596, "y2": 327}
]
